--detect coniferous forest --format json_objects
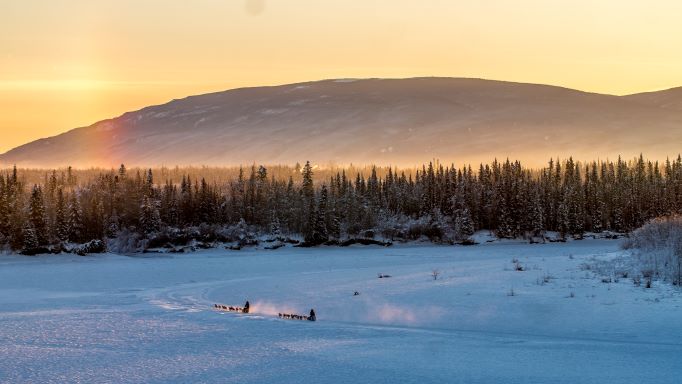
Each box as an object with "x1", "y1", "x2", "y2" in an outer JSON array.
[{"x1": 2, "y1": 155, "x2": 682, "y2": 255}]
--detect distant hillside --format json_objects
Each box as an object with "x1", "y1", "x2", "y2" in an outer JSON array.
[
  {"x1": 2, "y1": 78, "x2": 682, "y2": 168},
  {"x1": 623, "y1": 86, "x2": 682, "y2": 111}
]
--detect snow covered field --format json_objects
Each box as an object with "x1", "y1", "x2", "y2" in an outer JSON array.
[{"x1": 1, "y1": 239, "x2": 681, "y2": 383}]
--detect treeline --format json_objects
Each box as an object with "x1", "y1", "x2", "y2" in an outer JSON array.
[
  {"x1": 5, "y1": 164, "x2": 399, "y2": 188},
  {"x1": 1, "y1": 155, "x2": 682, "y2": 254}
]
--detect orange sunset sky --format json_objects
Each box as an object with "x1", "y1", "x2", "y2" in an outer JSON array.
[{"x1": 1, "y1": 0, "x2": 682, "y2": 153}]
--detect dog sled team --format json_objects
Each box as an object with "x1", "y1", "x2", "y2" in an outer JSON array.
[
  {"x1": 213, "y1": 300, "x2": 316, "y2": 322},
  {"x1": 213, "y1": 300, "x2": 250, "y2": 314},
  {"x1": 279, "y1": 309, "x2": 316, "y2": 322}
]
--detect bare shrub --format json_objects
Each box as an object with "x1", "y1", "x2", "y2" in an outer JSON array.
[{"x1": 626, "y1": 216, "x2": 682, "y2": 286}]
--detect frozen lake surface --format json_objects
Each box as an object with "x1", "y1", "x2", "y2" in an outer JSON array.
[{"x1": 1, "y1": 239, "x2": 681, "y2": 383}]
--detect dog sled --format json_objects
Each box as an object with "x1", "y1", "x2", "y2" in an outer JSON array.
[
  {"x1": 278, "y1": 309, "x2": 316, "y2": 322},
  {"x1": 213, "y1": 300, "x2": 250, "y2": 314},
  {"x1": 212, "y1": 302, "x2": 316, "y2": 322}
]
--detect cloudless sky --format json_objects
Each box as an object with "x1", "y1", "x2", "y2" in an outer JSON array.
[{"x1": 1, "y1": 0, "x2": 682, "y2": 153}]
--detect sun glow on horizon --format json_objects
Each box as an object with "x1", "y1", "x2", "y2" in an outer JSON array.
[{"x1": 2, "y1": 0, "x2": 682, "y2": 153}]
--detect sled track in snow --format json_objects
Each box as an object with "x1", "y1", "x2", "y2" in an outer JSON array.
[
  {"x1": 142, "y1": 276, "x2": 278, "y2": 314},
  {"x1": 143, "y1": 280, "x2": 682, "y2": 349},
  {"x1": 143, "y1": 281, "x2": 222, "y2": 313}
]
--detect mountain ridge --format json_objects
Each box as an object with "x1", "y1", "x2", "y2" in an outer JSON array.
[
  {"x1": 623, "y1": 86, "x2": 682, "y2": 111},
  {"x1": 2, "y1": 77, "x2": 682, "y2": 168}
]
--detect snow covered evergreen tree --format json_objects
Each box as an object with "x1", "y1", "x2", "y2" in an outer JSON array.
[
  {"x1": 68, "y1": 194, "x2": 84, "y2": 243},
  {"x1": 106, "y1": 210, "x2": 120, "y2": 238},
  {"x1": 453, "y1": 207, "x2": 474, "y2": 241},
  {"x1": 139, "y1": 196, "x2": 160, "y2": 235},
  {"x1": 301, "y1": 161, "x2": 316, "y2": 241},
  {"x1": 312, "y1": 185, "x2": 330, "y2": 244},
  {"x1": 0, "y1": 179, "x2": 10, "y2": 240},
  {"x1": 22, "y1": 223, "x2": 39, "y2": 255},
  {"x1": 28, "y1": 185, "x2": 47, "y2": 245},
  {"x1": 54, "y1": 188, "x2": 69, "y2": 242},
  {"x1": 269, "y1": 215, "x2": 283, "y2": 240},
  {"x1": 528, "y1": 186, "x2": 544, "y2": 239}
]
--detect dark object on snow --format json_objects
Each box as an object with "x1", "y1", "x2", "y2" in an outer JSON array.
[
  {"x1": 339, "y1": 238, "x2": 392, "y2": 247},
  {"x1": 378, "y1": 273, "x2": 392, "y2": 278},
  {"x1": 243, "y1": 300, "x2": 250, "y2": 313},
  {"x1": 353, "y1": 291, "x2": 360, "y2": 296},
  {"x1": 308, "y1": 309, "x2": 316, "y2": 322},
  {"x1": 458, "y1": 239, "x2": 478, "y2": 246},
  {"x1": 21, "y1": 245, "x2": 57, "y2": 256}
]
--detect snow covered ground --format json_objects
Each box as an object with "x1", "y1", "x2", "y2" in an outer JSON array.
[{"x1": 1, "y1": 239, "x2": 681, "y2": 383}]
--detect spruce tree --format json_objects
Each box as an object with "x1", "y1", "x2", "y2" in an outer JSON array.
[
  {"x1": 106, "y1": 210, "x2": 120, "y2": 238},
  {"x1": 305, "y1": 185, "x2": 329, "y2": 245},
  {"x1": 54, "y1": 189, "x2": 69, "y2": 242},
  {"x1": 0, "y1": 184, "x2": 9, "y2": 239},
  {"x1": 22, "y1": 223, "x2": 39, "y2": 255},
  {"x1": 302, "y1": 161, "x2": 316, "y2": 241},
  {"x1": 453, "y1": 207, "x2": 475, "y2": 241},
  {"x1": 68, "y1": 194, "x2": 84, "y2": 243},
  {"x1": 139, "y1": 196, "x2": 160, "y2": 235},
  {"x1": 528, "y1": 187, "x2": 544, "y2": 238},
  {"x1": 301, "y1": 161, "x2": 315, "y2": 206},
  {"x1": 327, "y1": 207, "x2": 341, "y2": 240},
  {"x1": 312, "y1": 185, "x2": 329, "y2": 244},
  {"x1": 28, "y1": 185, "x2": 47, "y2": 245},
  {"x1": 269, "y1": 215, "x2": 283, "y2": 240}
]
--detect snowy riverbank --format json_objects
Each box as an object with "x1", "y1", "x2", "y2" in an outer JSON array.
[{"x1": 1, "y1": 239, "x2": 681, "y2": 383}]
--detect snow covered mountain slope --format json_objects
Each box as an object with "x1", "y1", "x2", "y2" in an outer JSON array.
[{"x1": 2, "y1": 78, "x2": 682, "y2": 168}]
